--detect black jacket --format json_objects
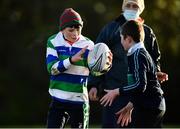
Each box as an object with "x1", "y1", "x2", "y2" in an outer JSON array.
[
  {"x1": 119, "y1": 46, "x2": 165, "y2": 110},
  {"x1": 88, "y1": 15, "x2": 161, "y2": 91}
]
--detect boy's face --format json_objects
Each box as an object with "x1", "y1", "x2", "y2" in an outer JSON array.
[
  {"x1": 62, "y1": 25, "x2": 82, "y2": 43},
  {"x1": 120, "y1": 34, "x2": 134, "y2": 51}
]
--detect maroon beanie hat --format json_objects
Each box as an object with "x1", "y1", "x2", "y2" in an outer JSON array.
[{"x1": 59, "y1": 8, "x2": 83, "y2": 30}]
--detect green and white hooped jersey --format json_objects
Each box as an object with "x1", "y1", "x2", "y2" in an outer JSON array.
[{"x1": 46, "y1": 32, "x2": 94, "y2": 104}]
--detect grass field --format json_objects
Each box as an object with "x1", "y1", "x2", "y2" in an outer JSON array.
[{"x1": 1, "y1": 124, "x2": 180, "y2": 128}]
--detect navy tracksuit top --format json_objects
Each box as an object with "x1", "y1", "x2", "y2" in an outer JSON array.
[{"x1": 119, "y1": 47, "x2": 165, "y2": 110}]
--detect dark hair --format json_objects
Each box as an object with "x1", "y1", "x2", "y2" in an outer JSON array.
[{"x1": 121, "y1": 20, "x2": 144, "y2": 43}]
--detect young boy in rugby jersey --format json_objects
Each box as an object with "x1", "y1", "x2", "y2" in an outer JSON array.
[
  {"x1": 46, "y1": 8, "x2": 94, "y2": 128},
  {"x1": 100, "y1": 20, "x2": 166, "y2": 128}
]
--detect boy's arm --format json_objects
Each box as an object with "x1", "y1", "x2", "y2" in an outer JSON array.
[
  {"x1": 46, "y1": 36, "x2": 89, "y2": 76},
  {"x1": 100, "y1": 51, "x2": 148, "y2": 106},
  {"x1": 119, "y1": 52, "x2": 147, "y2": 95},
  {"x1": 46, "y1": 39, "x2": 71, "y2": 75}
]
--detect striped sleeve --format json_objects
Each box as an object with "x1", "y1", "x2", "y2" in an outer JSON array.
[{"x1": 46, "y1": 35, "x2": 71, "y2": 75}]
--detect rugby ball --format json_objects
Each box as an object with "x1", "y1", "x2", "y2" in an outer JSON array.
[{"x1": 87, "y1": 43, "x2": 112, "y2": 76}]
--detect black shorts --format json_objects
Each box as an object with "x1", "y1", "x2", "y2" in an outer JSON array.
[{"x1": 46, "y1": 98, "x2": 89, "y2": 128}]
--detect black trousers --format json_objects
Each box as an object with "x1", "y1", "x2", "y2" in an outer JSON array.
[
  {"x1": 46, "y1": 98, "x2": 89, "y2": 128},
  {"x1": 132, "y1": 107, "x2": 165, "y2": 128}
]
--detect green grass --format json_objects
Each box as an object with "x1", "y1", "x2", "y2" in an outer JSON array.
[
  {"x1": 1, "y1": 124, "x2": 180, "y2": 128},
  {"x1": 163, "y1": 124, "x2": 180, "y2": 128}
]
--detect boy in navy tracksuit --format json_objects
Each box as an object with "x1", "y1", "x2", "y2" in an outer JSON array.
[{"x1": 100, "y1": 20, "x2": 166, "y2": 128}]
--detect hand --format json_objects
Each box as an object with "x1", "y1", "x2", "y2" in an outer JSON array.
[
  {"x1": 71, "y1": 46, "x2": 88, "y2": 63},
  {"x1": 100, "y1": 88, "x2": 119, "y2": 107},
  {"x1": 116, "y1": 102, "x2": 133, "y2": 127},
  {"x1": 157, "y1": 71, "x2": 168, "y2": 83},
  {"x1": 106, "y1": 51, "x2": 113, "y2": 66},
  {"x1": 89, "y1": 87, "x2": 99, "y2": 101}
]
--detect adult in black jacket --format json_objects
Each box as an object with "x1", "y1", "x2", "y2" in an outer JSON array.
[{"x1": 88, "y1": 0, "x2": 168, "y2": 128}]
